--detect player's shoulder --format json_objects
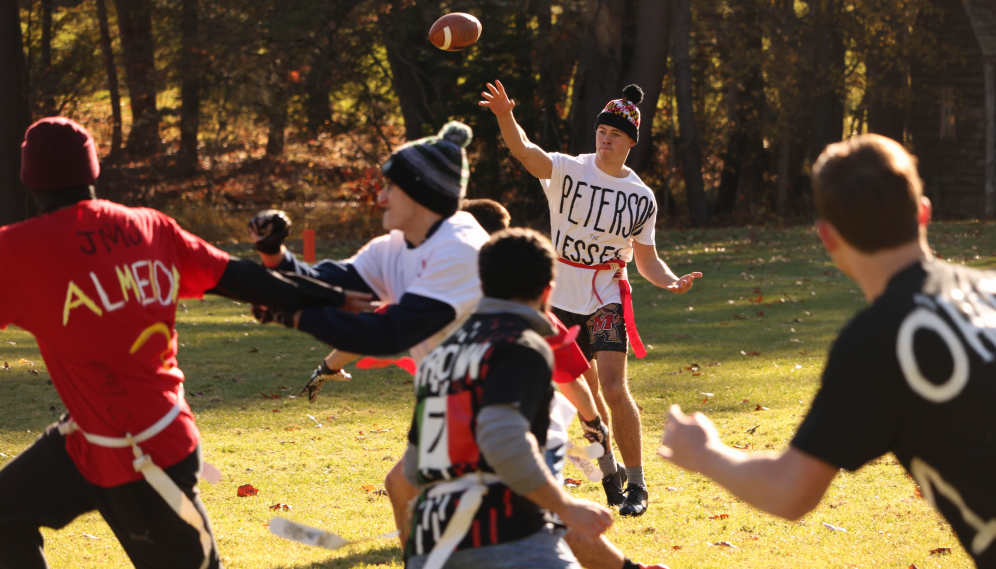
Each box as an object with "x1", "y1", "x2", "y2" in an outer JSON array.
[
  {"x1": 431, "y1": 212, "x2": 490, "y2": 251},
  {"x1": 832, "y1": 261, "x2": 942, "y2": 357}
]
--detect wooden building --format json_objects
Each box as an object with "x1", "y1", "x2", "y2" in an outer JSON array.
[{"x1": 909, "y1": 0, "x2": 995, "y2": 218}]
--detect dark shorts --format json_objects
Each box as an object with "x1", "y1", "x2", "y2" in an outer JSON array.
[
  {"x1": 551, "y1": 304, "x2": 628, "y2": 362},
  {"x1": 0, "y1": 422, "x2": 221, "y2": 569}
]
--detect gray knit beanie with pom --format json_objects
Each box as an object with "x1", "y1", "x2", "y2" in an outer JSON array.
[{"x1": 381, "y1": 121, "x2": 473, "y2": 217}]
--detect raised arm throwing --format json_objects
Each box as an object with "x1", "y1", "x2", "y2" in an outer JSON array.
[{"x1": 479, "y1": 80, "x2": 553, "y2": 179}]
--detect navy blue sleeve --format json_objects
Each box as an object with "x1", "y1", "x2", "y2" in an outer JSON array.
[
  {"x1": 296, "y1": 292, "x2": 455, "y2": 354},
  {"x1": 208, "y1": 258, "x2": 345, "y2": 309},
  {"x1": 274, "y1": 250, "x2": 376, "y2": 296}
]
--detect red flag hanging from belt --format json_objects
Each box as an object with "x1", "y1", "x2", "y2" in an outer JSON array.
[{"x1": 556, "y1": 257, "x2": 647, "y2": 359}]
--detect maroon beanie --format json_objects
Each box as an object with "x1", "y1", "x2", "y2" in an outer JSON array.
[{"x1": 21, "y1": 117, "x2": 100, "y2": 190}]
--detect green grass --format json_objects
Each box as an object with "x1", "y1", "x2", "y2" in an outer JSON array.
[{"x1": 1, "y1": 221, "x2": 993, "y2": 568}]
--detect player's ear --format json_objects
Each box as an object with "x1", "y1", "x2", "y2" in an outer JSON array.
[
  {"x1": 540, "y1": 282, "x2": 554, "y2": 304},
  {"x1": 816, "y1": 220, "x2": 839, "y2": 253},
  {"x1": 918, "y1": 196, "x2": 932, "y2": 227}
]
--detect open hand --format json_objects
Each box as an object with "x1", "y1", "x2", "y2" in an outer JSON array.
[
  {"x1": 558, "y1": 498, "x2": 613, "y2": 540},
  {"x1": 479, "y1": 80, "x2": 515, "y2": 117},
  {"x1": 657, "y1": 404, "x2": 721, "y2": 473},
  {"x1": 666, "y1": 272, "x2": 703, "y2": 293},
  {"x1": 342, "y1": 291, "x2": 377, "y2": 314}
]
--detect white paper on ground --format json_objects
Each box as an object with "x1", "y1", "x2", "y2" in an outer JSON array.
[{"x1": 269, "y1": 517, "x2": 399, "y2": 550}]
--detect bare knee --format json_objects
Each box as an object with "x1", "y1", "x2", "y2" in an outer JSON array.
[{"x1": 601, "y1": 377, "x2": 630, "y2": 408}]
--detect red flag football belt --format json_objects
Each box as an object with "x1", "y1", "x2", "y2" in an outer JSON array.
[{"x1": 556, "y1": 257, "x2": 646, "y2": 358}]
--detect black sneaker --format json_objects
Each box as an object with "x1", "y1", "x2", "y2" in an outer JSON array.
[
  {"x1": 619, "y1": 483, "x2": 648, "y2": 517},
  {"x1": 601, "y1": 468, "x2": 628, "y2": 506}
]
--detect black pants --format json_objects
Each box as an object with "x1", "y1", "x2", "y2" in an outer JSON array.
[{"x1": 0, "y1": 422, "x2": 221, "y2": 569}]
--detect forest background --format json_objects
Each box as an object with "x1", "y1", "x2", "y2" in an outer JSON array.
[{"x1": 0, "y1": 0, "x2": 966, "y2": 239}]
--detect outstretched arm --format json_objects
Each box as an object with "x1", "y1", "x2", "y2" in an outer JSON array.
[
  {"x1": 658, "y1": 404, "x2": 838, "y2": 520},
  {"x1": 479, "y1": 80, "x2": 553, "y2": 179},
  {"x1": 633, "y1": 241, "x2": 702, "y2": 292}
]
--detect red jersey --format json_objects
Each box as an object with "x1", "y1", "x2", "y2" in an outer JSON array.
[{"x1": 0, "y1": 200, "x2": 229, "y2": 487}]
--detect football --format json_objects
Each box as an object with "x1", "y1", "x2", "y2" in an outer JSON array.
[{"x1": 428, "y1": 13, "x2": 482, "y2": 51}]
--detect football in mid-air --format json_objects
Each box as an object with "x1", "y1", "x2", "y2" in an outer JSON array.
[{"x1": 428, "y1": 13, "x2": 482, "y2": 51}]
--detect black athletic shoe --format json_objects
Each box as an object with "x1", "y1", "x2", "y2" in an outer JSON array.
[
  {"x1": 619, "y1": 483, "x2": 649, "y2": 517},
  {"x1": 601, "y1": 468, "x2": 628, "y2": 506}
]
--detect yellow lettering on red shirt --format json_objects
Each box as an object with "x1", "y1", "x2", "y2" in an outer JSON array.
[
  {"x1": 116, "y1": 265, "x2": 137, "y2": 302},
  {"x1": 63, "y1": 281, "x2": 103, "y2": 326},
  {"x1": 172, "y1": 265, "x2": 181, "y2": 304}
]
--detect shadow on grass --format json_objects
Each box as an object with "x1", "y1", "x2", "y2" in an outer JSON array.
[{"x1": 275, "y1": 544, "x2": 402, "y2": 568}]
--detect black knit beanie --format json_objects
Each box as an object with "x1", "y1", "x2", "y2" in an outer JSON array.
[{"x1": 382, "y1": 121, "x2": 473, "y2": 217}]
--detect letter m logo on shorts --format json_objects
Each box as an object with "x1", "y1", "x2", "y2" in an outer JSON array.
[{"x1": 587, "y1": 304, "x2": 622, "y2": 343}]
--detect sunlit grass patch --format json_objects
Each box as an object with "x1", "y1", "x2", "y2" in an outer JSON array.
[{"x1": 1, "y1": 221, "x2": 991, "y2": 568}]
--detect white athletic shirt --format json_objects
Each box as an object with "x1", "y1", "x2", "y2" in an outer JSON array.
[
  {"x1": 540, "y1": 153, "x2": 657, "y2": 315},
  {"x1": 348, "y1": 211, "x2": 489, "y2": 363}
]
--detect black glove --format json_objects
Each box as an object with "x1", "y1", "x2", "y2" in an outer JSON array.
[
  {"x1": 581, "y1": 415, "x2": 609, "y2": 447},
  {"x1": 248, "y1": 210, "x2": 291, "y2": 254},
  {"x1": 300, "y1": 361, "x2": 351, "y2": 403},
  {"x1": 251, "y1": 304, "x2": 296, "y2": 327}
]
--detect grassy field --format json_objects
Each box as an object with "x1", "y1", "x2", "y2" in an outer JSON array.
[{"x1": 1, "y1": 221, "x2": 993, "y2": 568}]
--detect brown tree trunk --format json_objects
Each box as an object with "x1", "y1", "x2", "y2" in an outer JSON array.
[
  {"x1": 808, "y1": 0, "x2": 845, "y2": 162},
  {"x1": 177, "y1": 0, "x2": 200, "y2": 176},
  {"x1": 866, "y1": 56, "x2": 906, "y2": 143},
  {"x1": 95, "y1": 0, "x2": 122, "y2": 157},
  {"x1": 673, "y1": 0, "x2": 710, "y2": 227},
  {"x1": 113, "y1": 0, "x2": 158, "y2": 158},
  {"x1": 1, "y1": 0, "x2": 33, "y2": 225},
  {"x1": 568, "y1": 0, "x2": 624, "y2": 155},
  {"x1": 265, "y1": 87, "x2": 288, "y2": 160},
  {"x1": 625, "y1": 0, "x2": 673, "y2": 176},
  {"x1": 39, "y1": 0, "x2": 55, "y2": 116},
  {"x1": 715, "y1": 2, "x2": 765, "y2": 217},
  {"x1": 377, "y1": 0, "x2": 443, "y2": 140}
]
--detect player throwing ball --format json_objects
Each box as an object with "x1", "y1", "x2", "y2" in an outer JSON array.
[
  {"x1": 659, "y1": 135, "x2": 996, "y2": 567},
  {"x1": 480, "y1": 80, "x2": 701, "y2": 516}
]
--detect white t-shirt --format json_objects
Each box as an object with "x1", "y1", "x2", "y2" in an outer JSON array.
[
  {"x1": 349, "y1": 211, "x2": 489, "y2": 363},
  {"x1": 540, "y1": 153, "x2": 657, "y2": 314}
]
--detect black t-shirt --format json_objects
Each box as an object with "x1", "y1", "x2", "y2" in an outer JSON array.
[
  {"x1": 406, "y1": 311, "x2": 555, "y2": 557},
  {"x1": 793, "y1": 260, "x2": 996, "y2": 567}
]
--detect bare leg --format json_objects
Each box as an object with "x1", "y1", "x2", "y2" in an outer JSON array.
[
  {"x1": 594, "y1": 352, "x2": 641, "y2": 468},
  {"x1": 582, "y1": 365, "x2": 610, "y2": 427},
  {"x1": 563, "y1": 530, "x2": 625, "y2": 569},
  {"x1": 384, "y1": 460, "x2": 418, "y2": 548}
]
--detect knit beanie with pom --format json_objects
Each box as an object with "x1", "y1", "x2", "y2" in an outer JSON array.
[
  {"x1": 595, "y1": 85, "x2": 644, "y2": 143},
  {"x1": 382, "y1": 121, "x2": 473, "y2": 217}
]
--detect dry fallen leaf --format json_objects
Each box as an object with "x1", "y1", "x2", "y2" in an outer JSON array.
[
  {"x1": 756, "y1": 311, "x2": 765, "y2": 317},
  {"x1": 237, "y1": 484, "x2": 258, "y2": 497},
  {"x1": 914, "y1": 485, "x2": 923, "y2": 499},
  {"x1": 746, "y1": 424, "x2": 760, "y2": 434},
  {"x1": 232, "y1": 376, "x2": 245, "y2": 382},
  {"x1": 672, "y1": 545, "x2": 682, "y2": 550},
  {"x1": 564, "y1": 478, "x2": 582, "y2": 488},
  {"x1": 361, "y1": 484, "x2": 377, "y2": 492},
  {"x1": 755, "y1": 405, "x2": 769, "y2": 411},
  {"x1": 371, "y1": 429, "x2": 391, "y2": 434},
  {"x1": 269, "y1": 503, "x2": 291, "y2": 511},
  {"x1": 929, "y1": 547, "x2": 951, "y2": 555},
  {"x1": 908, "y1": 564, "x2": 919, "y2": 569},
  {"x1": 734, "y1": 314, "x2": 748, "y2": 320},
  {"x1": 708, "y1": 541, "x2": 738, "y2": 549},
  {"x1": 708, "y1": 514, "x2": 729, "y2": 519}
]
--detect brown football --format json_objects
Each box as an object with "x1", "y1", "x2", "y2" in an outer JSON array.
[{"x1": 428, "y1": 13, "x2": 482, "y2": 52}]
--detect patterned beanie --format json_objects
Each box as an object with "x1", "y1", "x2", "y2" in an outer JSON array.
[
  {"x1": 382, "y1": 121, "x2": 473, "y2": 217},
  {"x1": 21, "y1": 117, "x2": 100, "y2": 190},
  {"x1": 594, "y1": 85, "x2": 644, "y2": 143}
]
